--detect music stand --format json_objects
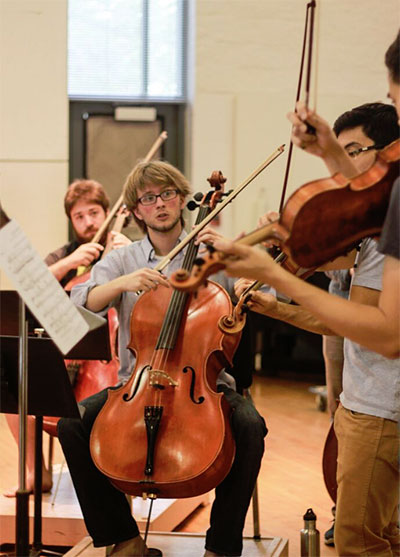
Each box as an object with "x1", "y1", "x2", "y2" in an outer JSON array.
[{"x1": 0, "y1": 291, "x2": 109, "y2": 557}]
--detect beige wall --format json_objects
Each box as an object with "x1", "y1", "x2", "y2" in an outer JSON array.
[
  {"x1": 0, "y1": 0, "x2": 399, "y2": 291},
  {"x1": 0, "y1": 0, "x2": 68, "y2": 289},
  {"x1": 190, "y1": 0, "x2": 400, "y2": 237}
]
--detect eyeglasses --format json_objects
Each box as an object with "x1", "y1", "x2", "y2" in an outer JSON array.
[
  {"x1": 137, "y1": 189, "x2": 179, "y2": 206},
  {"x1": 347, "y1": 144, "x2": 383, "y2": 158}
]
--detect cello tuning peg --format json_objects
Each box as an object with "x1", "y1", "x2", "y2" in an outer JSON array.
[
  {"x1": 221, "y1": 189, "x2": 234, "y2": 197},
  {"x1": 186, "y1": 200, "x2": 199, "y2": 211},
  {"x1": 193, "y1": 191, "x2": 204, "y2": 201}
]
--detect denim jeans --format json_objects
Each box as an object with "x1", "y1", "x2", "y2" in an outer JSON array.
[{"x1": 58, "y1": 384, "x2": 267, "y2": 555}]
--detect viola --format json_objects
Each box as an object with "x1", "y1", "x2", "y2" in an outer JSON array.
[
  {"x1": 169, "y1": 139, "x2": 400, "y2": 292},
  {"x1": 89, "y1": 173, "x2": 242, "y2": 498}
]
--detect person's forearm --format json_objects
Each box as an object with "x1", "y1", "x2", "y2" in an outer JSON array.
[
  {"x1": 323, "y1": 145, "x2": 359, "y2": 178},
  {"x1": 257, "y1": 301, "x2": 335, "y2": 335},
  {"x1": 48, "y1": 258, "x2": 75, "y2": 281},
  {"x1": 267, "y1": 264, "x2": 399, "y2": 359},
  {"x1": 86, "y1": 277, "x2": 125, "y2": 312}
]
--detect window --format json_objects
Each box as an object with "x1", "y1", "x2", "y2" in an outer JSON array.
[{"x1": 68, "y1": 0, "x2": 187, "y2": 101}]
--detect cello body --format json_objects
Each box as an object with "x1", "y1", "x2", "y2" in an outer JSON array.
[{"x1": 90, "y1": 280, "x2": 241, "y2": 498}]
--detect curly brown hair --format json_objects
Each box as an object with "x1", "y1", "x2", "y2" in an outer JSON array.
[{"x1": 64, "y1": 179, "x2": 110, "y2": 218}]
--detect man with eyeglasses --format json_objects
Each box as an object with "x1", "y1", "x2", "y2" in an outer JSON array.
[
  {"x1": 59, "y1": 160, "x2": 267, "y2": 557},
  {"x1": 213, "y1": 30, "x2": 400, "y2": 557},
  {"x1": 234, "y1": 101, "x2": 399, "y2": 555}
]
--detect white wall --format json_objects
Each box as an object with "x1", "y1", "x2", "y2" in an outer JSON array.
[
  {"x1": 0, "y1": 0, "x2": 68, "y2": 289},
  {"x1": 190, "y1": 0, "x2": 400, "y2": 238}
]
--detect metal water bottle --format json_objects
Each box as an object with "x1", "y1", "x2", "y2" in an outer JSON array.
[{"x1": 300, "y1": 508, "x2": 320, "y2": 556}]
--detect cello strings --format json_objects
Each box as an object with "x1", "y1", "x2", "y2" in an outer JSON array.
[
  {"x1": 157, "y1": 205, "x2": 207, "y2": 354},
  {"x1": 148, "y1": 204, "x2": 208, "y2": 401}
]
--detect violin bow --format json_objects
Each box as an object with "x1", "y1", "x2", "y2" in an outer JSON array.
[
  {"x1": 280, "y1": 0, "x2": 318, "y2": 212},
  {"x1": 238, "y1": 3, "x2": 318, "y2": 304}
]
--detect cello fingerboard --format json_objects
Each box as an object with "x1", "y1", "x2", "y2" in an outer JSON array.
[{"x1": 155, "y1": 205, "x2": 209, "y2": 351}]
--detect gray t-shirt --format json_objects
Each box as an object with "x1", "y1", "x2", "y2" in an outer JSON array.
[
  {"x1": 70, "y1": 231, "x2": 268, "y2": 388},
  {"x1": 340, "y1": 238, "x2": 400, "y2": 422}
]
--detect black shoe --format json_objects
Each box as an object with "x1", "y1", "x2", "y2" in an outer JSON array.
[{"x1": 324, "y1": 522, "x2": 335, "y2": 546}]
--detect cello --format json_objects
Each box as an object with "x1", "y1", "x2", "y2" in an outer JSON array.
[{"x1": 89, "y1": 173, "x2": 242, "y2": 499}]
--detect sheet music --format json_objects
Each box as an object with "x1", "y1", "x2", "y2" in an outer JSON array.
[{"x1": 0, "y1": 219, "x2": 89, "y2": 354}]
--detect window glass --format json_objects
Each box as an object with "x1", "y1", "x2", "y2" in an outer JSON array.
[{"x1": 68, "y1": 0, "x2": 186, "y2": 100}]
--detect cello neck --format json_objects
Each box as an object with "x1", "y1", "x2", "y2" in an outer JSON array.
[{"x1": 155, "y1": 204, "x2": 210, "y2": 351}]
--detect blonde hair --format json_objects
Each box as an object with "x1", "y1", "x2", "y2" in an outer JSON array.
[{"x1": 123, "y1": 160, "x2": 191, "y2": 231}]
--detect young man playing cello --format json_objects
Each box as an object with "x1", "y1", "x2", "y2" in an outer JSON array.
[
  {"x1": 60, "y1": 161, "x2": 267, "y2": 557},
  {"x1": 4, "y1": 179, "x2": 130, "y2": 497}
]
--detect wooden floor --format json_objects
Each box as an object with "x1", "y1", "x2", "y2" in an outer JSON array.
[{"x1": 0, "y1": 376, "x2": 336, "y2": 556}]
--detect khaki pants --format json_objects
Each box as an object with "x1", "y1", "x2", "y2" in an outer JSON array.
[
  {"x1": 322, "y1": 335, "x2": 344, "y2": 419},
  {"x1": 334, "y1": 405, "x2": 400, "y2": 556}
]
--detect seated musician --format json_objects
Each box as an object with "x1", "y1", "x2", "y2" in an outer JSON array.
[
  {"x1": 59, "y1": 160, "x2": 268, "y2": 557},
  {"x1": 4, "y1": 179, "x2": 130, "y2": 497},
  {"x1": 46, "y1": 179, "x2": 130, "y2": 286}
]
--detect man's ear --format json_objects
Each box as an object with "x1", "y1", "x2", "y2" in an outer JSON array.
[{"x1": 133, "y1": 207, "x2": 144, "y2": 222}]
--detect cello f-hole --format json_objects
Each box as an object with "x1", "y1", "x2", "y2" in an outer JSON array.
[
  {"x1": 183, "y1": 366, "x2": 205, "y2": 405},
  {"x1": 123, "y1": 365, "x2": 150, "y2": 402}
]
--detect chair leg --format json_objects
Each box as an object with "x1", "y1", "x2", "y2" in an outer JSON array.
[
  {"x1": 47, "y1": 433, "x2": 54, "y2": 477},
  {"x1": 243, "y1": 388, "x2": 262, "y2": 539},
  {"x1": 251, "y1": 480, "x2": 261, "y2": 539},
  {"x1": 51, "y1": 458, "x2": 65, "y2": 507}
]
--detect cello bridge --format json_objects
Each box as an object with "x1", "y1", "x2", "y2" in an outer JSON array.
[{"x1": 149, "y1": 369, "x2": 178, "y2": 388}]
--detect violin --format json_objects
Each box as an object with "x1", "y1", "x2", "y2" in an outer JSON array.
[
  {"x1": 169, "y1": 139, "x2": 400, "y2": 292},
  {"x1": 89, "y1": 173, "x2": 242, "y2": 498}
]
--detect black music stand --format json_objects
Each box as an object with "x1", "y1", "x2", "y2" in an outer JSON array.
[{"x1": 0, "y1": 291, "x2": 109, "y2": 557}]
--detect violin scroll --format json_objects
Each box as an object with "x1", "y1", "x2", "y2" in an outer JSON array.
[
  {"x1": 218, "y1": 299, "x2": 249, "y2": 335},
  {"x1": 170, "y1": 247, "x2": 228, "y2": 292}
]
